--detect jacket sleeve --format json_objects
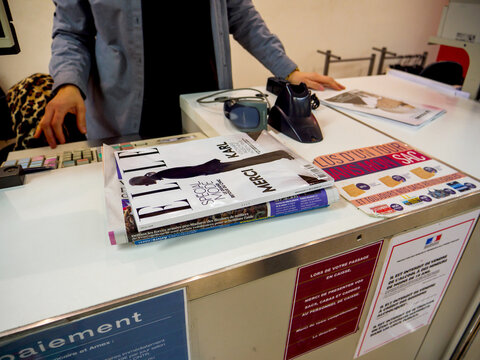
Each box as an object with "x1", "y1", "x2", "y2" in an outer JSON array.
[
  {"x1": 226, "y1": 0, "x2": 298, "y2": 79},
  {"x1": 49, "y1": 0, "x2": 97, "y2": 97}
]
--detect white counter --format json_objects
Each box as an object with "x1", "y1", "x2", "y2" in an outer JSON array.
[
  {"x1": 1, "y1": 73, "x2": 478, "y2": 337},
  {"x1": 0, "y1": 110, "x2": 391, "y2": 334}
]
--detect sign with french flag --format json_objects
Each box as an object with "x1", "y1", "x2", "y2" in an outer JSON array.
[
  {"x1": 425, "y1": 234, "x2": 442, "y2": 246},
  {"x1": 355, "y1": 209, "x2": 480, "y2": 358}
]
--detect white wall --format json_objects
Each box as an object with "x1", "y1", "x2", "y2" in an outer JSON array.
[
  {"x1": 0, "y1": 0, "x2": 54, "y2": 90},
  {"x1": 0, "y1": 0, "x2": 448, "y2": 91},
  {"x1": 232, "y1": 0, "x2": 449, "y2": 87}
]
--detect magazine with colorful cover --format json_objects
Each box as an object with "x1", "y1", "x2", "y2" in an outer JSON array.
[
  {"x1": 110, "y1": 183, "x2": 338, "y2": 245},
  {"x1": 104, "y1": 141, "x2": 339, "y2": 245},
  {"x1": 313, "y1": 141, "x2": 479, "y2": 217},
  {"x1": 320, "y1": 89, "x2": 446, "y2": 126},
  {"x1": 113, "y1": 131, "x2": 335, "y2": 232}
]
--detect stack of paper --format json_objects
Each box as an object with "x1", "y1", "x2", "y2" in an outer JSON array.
[{"x1": 104, "y1": 131, "x2": 339, "y2": 245}]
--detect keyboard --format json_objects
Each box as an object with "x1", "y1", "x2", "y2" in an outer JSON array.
[{"x1": 2, "y1": 133, "x2": 206, "y2": 172}]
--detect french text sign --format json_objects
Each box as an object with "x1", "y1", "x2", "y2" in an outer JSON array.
[
  {"x1": 0, "y1": 289, "x2": 190, "y2": 360},
  {"x1": 284, "y1": 241, "x2": 382, "y2": 359},
  {"x1": 355, "y1": 209, "x2": 480, "y2": 357}
]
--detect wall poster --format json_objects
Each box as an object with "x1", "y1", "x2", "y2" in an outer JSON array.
[
  {"x1": 0, "y1": 288, "x2": 190, "y2": 360},
  {"x1": 355, "y1": 209, "x2": 480, "y2": 357},
  {"x1": 284, "y1": 241, "x2": 383, "y2": 360}
]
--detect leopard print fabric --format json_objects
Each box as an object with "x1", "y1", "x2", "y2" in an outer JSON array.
[{"x1": 6, "y1": 73, "x2": 53, "y2": 150}]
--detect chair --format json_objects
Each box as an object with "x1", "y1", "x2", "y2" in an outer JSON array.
[{"x1": 419, "y1": 61, "x2": 464, "y2": 86}]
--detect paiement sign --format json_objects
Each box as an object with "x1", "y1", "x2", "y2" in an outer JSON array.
[
  {"x1": 355, "y1": 209, "x2": 480, "y2": 357},
  {"x1": 0, "y1": 289, "x2": 190, "y2": 360},
  {"x1": 284, "y1": 241, "x2": 383, "y2": 360}
]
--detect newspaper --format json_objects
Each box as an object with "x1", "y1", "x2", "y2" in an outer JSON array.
[
  {"x1": 314, "y1": 141, "x2": 479, "y2": 217},
  {"x1": 320, "y1": 89, "x2": 446, "y2": 126},
  {"x1": 103, "y1": 137, "x2": 339, "y2": 245},
  {"x1": 113, "y1": 131, "x2": 334, "y2": 232}
]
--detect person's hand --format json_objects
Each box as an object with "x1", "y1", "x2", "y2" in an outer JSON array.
[
  {"x1": 34, "y1": 84, "x2": 86, "y2": 148},
  {"x1": 288, "y1": 70, "x2": 345, "y2": 91}
]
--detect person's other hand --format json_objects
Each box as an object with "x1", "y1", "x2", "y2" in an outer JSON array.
[
  {"x1": 288, "y1": 71, "x2": 345, "y2": 91},
  {"x1": 34, "y1": 84, "x2": 86, "y2": 148}
]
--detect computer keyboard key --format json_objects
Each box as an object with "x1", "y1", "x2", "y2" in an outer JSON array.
[
  {"x1": 62, "y1": 160, "x2": 75, "y2": 167},
  {"x1": 17, "y1": 158, "x2": 31, "y2": 168},
  {"x1": 29, "y1": 161, "x2": 44, "y2": 168},
  {"x1": 76, "y1": 158, "x2": 90, "y2": 165},
  {"x1": 31, "y1": 156, "x2": 45, "y2": 162},
  {"x1": 2, "y1": 159, "x2": 17, "y2": 167}
]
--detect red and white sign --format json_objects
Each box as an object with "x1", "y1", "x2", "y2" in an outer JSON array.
[{"x1": 284, "y1": 241, "x2": 383, "y2": 359}]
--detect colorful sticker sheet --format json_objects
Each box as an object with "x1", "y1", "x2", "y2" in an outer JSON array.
[{"x1": 314, "y1": 142, "x2": 479, "y2": 217}]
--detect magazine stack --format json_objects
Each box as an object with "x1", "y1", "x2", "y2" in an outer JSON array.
[{"x1": 104, "y1": 131, "x2": 339, "y2": 245}]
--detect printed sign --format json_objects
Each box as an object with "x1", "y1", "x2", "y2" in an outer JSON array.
[
  {"x1": 0, "y1": 289, "x2": 190, "y2": 360},
  {"x1": 355, "y1": 209, "x2": 480, "y2": 357},
  {"x1": 284, "y1": 241, "x2": 383, "y2": 359},
  {"x1": 314, "y1": 142, "x2": 480, "y2": 217}
]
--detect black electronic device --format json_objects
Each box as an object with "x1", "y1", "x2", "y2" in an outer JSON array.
[
  {"x1": 0, "y1": 164, "x2": 24, "y2": 189},
  {"x1": 197, "y1": 88, "x2": 270, "y2": 132},
  {"x1": 266, "y1": 77, "x2": 289, "y2": 96},
  {"x1": 268, "y1": 82, "x2": 323, "y2": 143},
  {"x1": 267, "y1": 76, "x2": 320, "y2": 110}
]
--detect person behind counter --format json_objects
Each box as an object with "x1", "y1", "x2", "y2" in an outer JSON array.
[{"x1": 35, "y1": 1, "x2": 345, "y2": 149}]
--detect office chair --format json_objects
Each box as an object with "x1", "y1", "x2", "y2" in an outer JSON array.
[{"x1": 419, "y1": 61, "x2": 464, "y2": 86}]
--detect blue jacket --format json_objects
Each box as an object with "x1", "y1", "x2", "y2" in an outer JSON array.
[{"x1": 50, "y1": 0, "x2": 298, "y2": 139}]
